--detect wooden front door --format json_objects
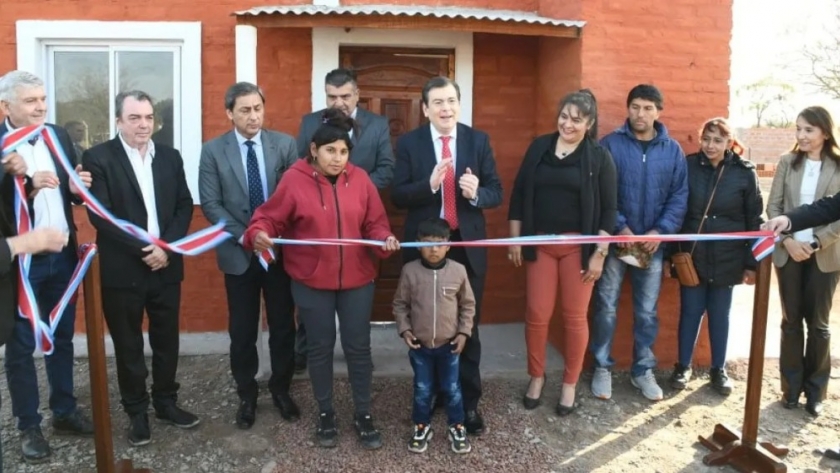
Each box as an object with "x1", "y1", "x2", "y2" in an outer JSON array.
[{"x1": 339, "y1": 46, "x2": 454, "y2": 322}]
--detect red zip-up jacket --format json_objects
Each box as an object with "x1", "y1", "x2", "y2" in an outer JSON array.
[{"x1": 244, "y1": 159, "x2": 394, "y2": 290}]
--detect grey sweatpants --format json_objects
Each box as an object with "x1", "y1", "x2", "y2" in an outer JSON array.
[{"x1": 291, "y1": 281, "x2": 374, "y2": 415}]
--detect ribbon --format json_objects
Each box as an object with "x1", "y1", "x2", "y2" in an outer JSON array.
[
  {"x1": 270, "y1": 231, "x2": 777, "y2": 261},
  {"x1": 1, "y1": 124, "x2": 231, "y2": 353}
]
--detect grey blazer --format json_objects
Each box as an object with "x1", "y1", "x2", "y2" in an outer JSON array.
[
  {"x1": 767, "y1": 153, "x2": 840, "y2": 272},
  {"x1": 296, "y1": 107, "x2": 395, "y2": 189},
  {"x1": 199, "y1": 129, "x2": 298, "y2": 275}
]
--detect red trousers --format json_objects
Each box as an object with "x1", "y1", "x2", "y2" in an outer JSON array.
[{"x1": 525, "y1": 244, "x2": 593, "y2": 384}]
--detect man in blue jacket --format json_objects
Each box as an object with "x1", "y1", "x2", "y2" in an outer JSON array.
[{"x1": 589, "y1": 84, "x2": 688, "y2": 402}]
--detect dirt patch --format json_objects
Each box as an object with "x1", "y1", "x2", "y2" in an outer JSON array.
[{"x1": 0, "y1": 355, "x2": 838, "y2": 472}]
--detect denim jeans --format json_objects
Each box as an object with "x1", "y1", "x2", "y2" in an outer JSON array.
[
  {"x1": 409, "y1": 345, "x2": 464, "y2": 426},
  {"x1": 4, "y1": 247, "x2": 78, "y2": 430},
  {"x1": 677, "y1": 282, "x2": 734, "y2": 369},
  {"x1": 590, "y1": 249, "x2": 664, "y2": 377}
]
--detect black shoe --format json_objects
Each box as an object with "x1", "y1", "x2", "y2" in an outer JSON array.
[
  {"x1": 354, "y1": 413, "x2": 382, "y2": 450},
  {"x1": 464, "y1": 410, "x2": 485, "y2": 436},
  {"x1": 825, "y1": 446, "x2": 840, "y2": 460},
  {"x1": 294, "y1": 354, "x2": 307, "y2": 374},
  {"x1": 782, "y1": 392, "x2": 800, "y2": 409},
  {"x1": 806, "y1": 399, "x2": 824, "y2": 417},
  {"x1": 523, "y1": 375, "x2": 545, "y2": 410},
  {"x1": 272, "y1": 392, "x2": 300, "y2": 422},
  {"x1": 236, "y1": 399, "x2": 257, "y2": 429},
  {"x1": 555, "y1": 401, "x2": 579, "y2": 417},
  {"x1": 52, "y1": 410, "x2": 94, "y2": 436},
  {"x1": 20, "y1": 426, "x2": 51, "y2": 464},
  {"x1": 710, "y1": 368, "x2": 733, "y2": 396},
  {"x1": 315, "y1": 411, "x2": 338, "y2": 448},
  {"x1": 127, "y1": 413, "x2": 151, "y2": 447},
  {"x1": 669, "y1": 363, "x2": 692, "y2": 390},
  {"x1": 154, "y1": 403, "x2": 200, "y2": 429}
]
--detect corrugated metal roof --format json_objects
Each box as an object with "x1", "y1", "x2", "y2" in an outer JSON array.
[{"x1": 233, "y1": 4, "x2": 585, "y2": 28}]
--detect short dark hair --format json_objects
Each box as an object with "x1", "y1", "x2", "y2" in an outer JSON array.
[
  {"x1": 626, "y1": 84, "x2": 664, "y2": 110},
  {"x1": 225, "y1": 82, "x2": 265, "y2": 111},
  {"x1": 558, "y1": 89, "x2": 599, "y2": 140},
  {"x1": 309, "y1": 108, "x2": 354, "y2": 157},
  {"x1": 421, "y1": 76, "x2": 460, "y2": 106},
  {"x1": 325, "y1": 68, "x2": 357, "y2": 89},
  {"x1": 115, "y1": 90, "x2": 154, "y2": 118},
  {"x1": 416, "y1": 217, "x2": 451, "y2": 240}
]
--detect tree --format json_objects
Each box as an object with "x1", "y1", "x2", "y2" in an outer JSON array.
[
  {"x1": 802, "y1": 6, "x2": 840, "y2": 99},
  {"x1": 736, "y1": 78, "x2": 796, "y2": 127}
]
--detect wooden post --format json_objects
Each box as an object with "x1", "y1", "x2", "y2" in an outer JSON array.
[
  {"x1": 697, "y1": 257, "x2": 789, "y2": 472},
  {"x1": 83, "y1": 254, "x2": 151, "y2": 473}
]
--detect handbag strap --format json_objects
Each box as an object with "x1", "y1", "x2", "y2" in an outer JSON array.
[{"x1": 689, "y1": 164, "x2": 726, "y2": 255}]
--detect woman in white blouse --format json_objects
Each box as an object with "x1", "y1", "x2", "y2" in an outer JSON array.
[{"x1": 767, "y1": 106, "x2": 840, "y2": 417}]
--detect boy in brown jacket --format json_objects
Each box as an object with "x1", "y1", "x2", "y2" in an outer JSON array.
[{"x1": 393, "y1": 217, "x2": 476, "y2": 454}]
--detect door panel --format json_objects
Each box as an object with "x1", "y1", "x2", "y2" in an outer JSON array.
[{"x1": 340, "y1": 46, "x2": 453, "y2": 321}]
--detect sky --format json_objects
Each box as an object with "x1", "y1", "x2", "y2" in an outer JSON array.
[{"x1": 729, "y1": 0, "x2": 840, "y2": 127}]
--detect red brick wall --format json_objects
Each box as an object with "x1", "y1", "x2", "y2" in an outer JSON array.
[{"x1": 738, "y1": 127, "x2": 794, "y2": 169}]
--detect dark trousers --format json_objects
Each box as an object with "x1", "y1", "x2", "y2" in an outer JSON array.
[
  {"x1": 677, "y1": 282, "x2": 734, "y2": 369},
  {"x1": 4, "y1": 247, "x2": 78, "y2": 430},
  {"x1": 446, "y1": 234, "x2": 484, "y2": 412},
  {"x1": 225, "y1": 256, "x2": 295, "y2": 401},
  {"x1": 291, "y1": 281, "x2": 374, "y2": 415},
  {"x1": 777, "y1": 257, "x2": 840, "y2": 402},
  {"x1": 101, "y1": 273, "x2": 181, "y2": 416},
  {"x1": 410, "y1": 345, "x2": 463, "y2": 426}
]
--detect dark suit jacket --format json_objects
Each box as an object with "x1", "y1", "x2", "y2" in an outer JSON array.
[
  {"x1": 296, "y1": 107, "x2": 395, "y2": 189},
  {"x1": 0, "y1": 122, "x2": 81, "y2": 248},
  {"x1": 0, "y1": 231, "x2": 15, "y2": 346},
  {"x1": 788, "y1": 190, "x2": 840, "y2": 234},
  {"x1": 391, "y1": 123, "x2": 503, "y2": 276},
  {"x1": 82, "y1": 138, "x2": 193, "y2": 289}
]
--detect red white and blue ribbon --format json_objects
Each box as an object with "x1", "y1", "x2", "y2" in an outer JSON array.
[
  {"x1": 271, "y1": 231, "x2": 778, "y2": 261},
  {"x1": 1, "y1": 124, "x2": 231, "y2": 353}
]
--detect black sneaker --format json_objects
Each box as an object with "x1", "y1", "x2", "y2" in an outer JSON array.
[
  {"x1": 448, "y1": 423, "x2": 472, "y2": 454},
  {"x1": 154, "y1": 403, "x2": 200, "y2": 429},
  {"x1": 315, "y1": 411, "x2": 338, "y2": 448},
  {"x1": 353, "y1": 413, "x2": 382, "y2": 450},
  {"x1": 20, "y1": 426, "x2": 51, "y2": 464},
  {"x1": 408, "y1": 424, "x2": 433, "y2": 453},
  {"x1": 52, "y1": 410, "x2": 94, "y2": 436},
  {"x1": 128, "y1": 413, "x2": 151, "y2": 447},
  {"x1": 710, "y1": 368, "x2": 733, "y2": 396},
  {"x1": 669, "y1": 363, "x2": 692, "y2": 390}
]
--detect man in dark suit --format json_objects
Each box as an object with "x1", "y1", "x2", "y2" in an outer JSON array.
[
  {"x1": 294, "y1": 67, "x2": 396, "y2": 369},
  {"x1": 82, "y1": 90, "x2": 197, "y2": 447},
  {"x1": 0, "y1": 70, "x2": 94, "y2": 464},
  {"x1": 391, "y1": 76, "x2": 503, "y2": 435},
  {"x1": 199, "y1": 82, "x2": 300, "y2": 429}
]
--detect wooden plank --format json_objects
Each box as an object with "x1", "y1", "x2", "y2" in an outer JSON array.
[{"x1": 237, "y1": 14, "x2": 582, "y2": 38}]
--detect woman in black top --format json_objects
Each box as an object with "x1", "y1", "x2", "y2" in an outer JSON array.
[
  {"x1": 668, "y1": 118, "x2": 763, "y2": 395},
  {"x1": 508, "y1": 90, "x2": 617, "y2": 415}
]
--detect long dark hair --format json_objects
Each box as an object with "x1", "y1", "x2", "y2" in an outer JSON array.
[
  {"x1": 790, "y1": 106, "x2": 840, "y2": 169},
  {"x1": 557, "y1": 89, "x2": 598, "y2": 140},
  {"x1": 309, "y1": 108, "x2": 354, "y2": 160}
]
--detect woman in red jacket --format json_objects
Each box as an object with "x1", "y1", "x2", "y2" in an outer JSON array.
[{"x1": 244, "y1": 109, "x2": 399, "y2": 450}]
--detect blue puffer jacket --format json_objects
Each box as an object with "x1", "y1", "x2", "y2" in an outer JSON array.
[{"x1": 600, "y1": 120, "x2": 688, "y2": 235}]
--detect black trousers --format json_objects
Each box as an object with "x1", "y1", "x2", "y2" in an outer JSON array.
[
  {"x1": 777, "y1": 256, "x2": 840, "y2": 402},
  {"x1": 101, "y1": 273, "x2": 181, "y2": 416},
  {"x1": 226, "y1": 256, "x2": 296, "y2": 401},
  {"x1": 445, "y1": 230, "x2": 484, "y2": 411}
]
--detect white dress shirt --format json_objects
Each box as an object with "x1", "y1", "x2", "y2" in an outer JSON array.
[
  {"x1": 429, "y1": 124, "x2": 478, "y2": 217},
  {"x1": 119, "y1": 134, "x2": 160, "y2": 238},
  {"x1": 5, "y1": 119, "x2": 69, "y2": 233},
  {"x1": 794, "y1": 159, "x2": 822, "y2": 243}
]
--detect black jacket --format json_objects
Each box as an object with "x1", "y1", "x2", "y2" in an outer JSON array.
[
  {"x1": 508, "y1": 134, "x2": 617, "y2": 268},
  {"x1": 82, "y1": 138, "x2": 193, "y2": 289},
  {"x1": 674, "y1": 151, "x2": 764, "y2": 286},
  {"x1": 788, "y1": 188, "x2": 840, "y2": 232}
]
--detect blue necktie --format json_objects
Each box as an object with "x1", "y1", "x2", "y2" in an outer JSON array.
[{"x1": 244, "y1": 140, "x2": 264, "y2": 212}]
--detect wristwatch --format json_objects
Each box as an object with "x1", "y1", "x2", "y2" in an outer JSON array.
[{"x1": 596, "y1": 247, "x2": 608, "y2": 257}]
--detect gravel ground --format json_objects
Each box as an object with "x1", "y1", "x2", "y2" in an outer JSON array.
[{"x1": 0, "y1": 354, "x2": 838, "y2": 472}]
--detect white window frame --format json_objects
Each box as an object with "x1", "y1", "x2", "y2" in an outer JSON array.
[{"x1": 16, "y1": 20, "x2": 202, "y2": 204}]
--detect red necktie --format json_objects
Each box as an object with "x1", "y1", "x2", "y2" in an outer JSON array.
[{"x1": 441, "y1": 136, "x2": 459, "y2": 230}]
